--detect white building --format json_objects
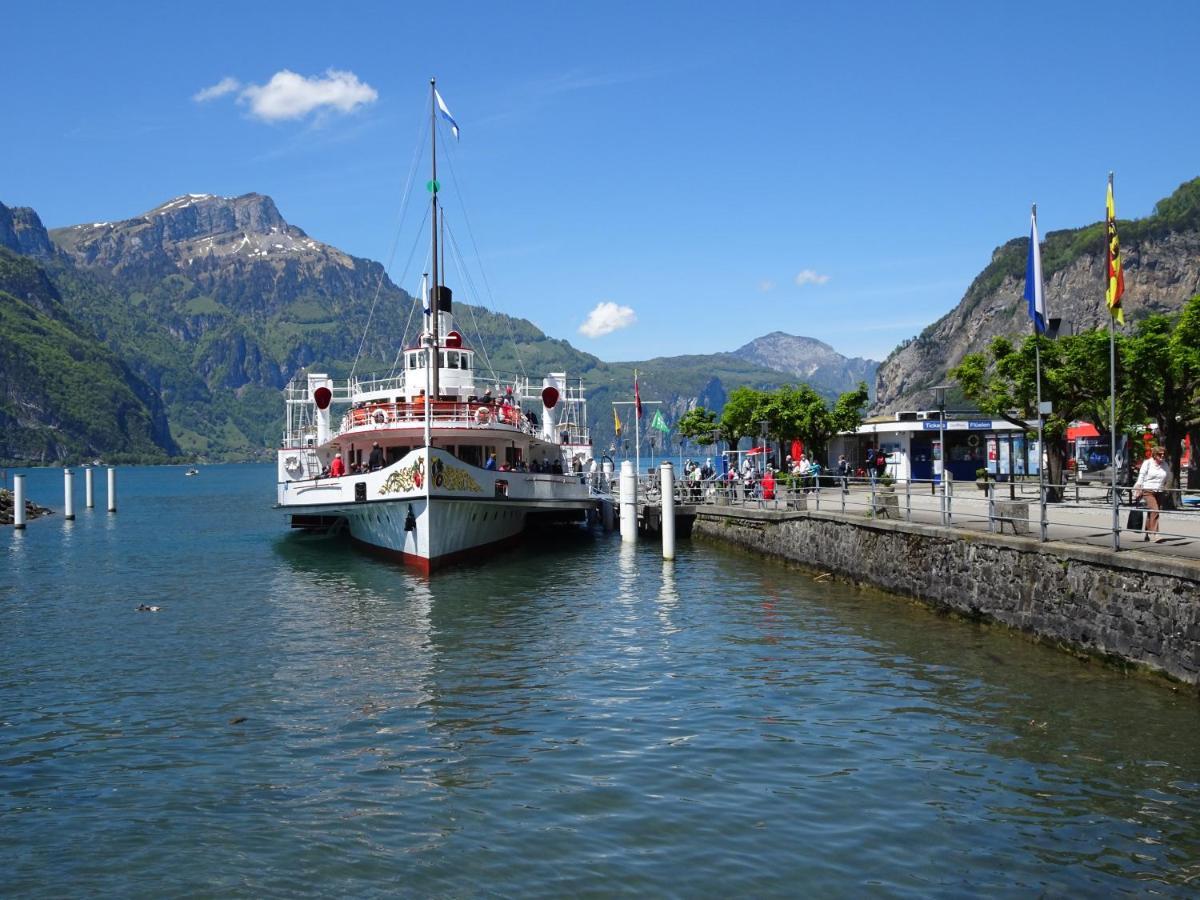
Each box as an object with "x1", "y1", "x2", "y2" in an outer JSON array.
[{"x1": 829, "y1": 412, "x2": 1035, "y2": 483}]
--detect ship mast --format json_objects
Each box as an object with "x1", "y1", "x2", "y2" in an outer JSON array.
[{"x1": 429, "y1": 78, "x2": 441, "y2": 401}]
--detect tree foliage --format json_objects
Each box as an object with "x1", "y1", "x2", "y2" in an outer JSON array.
[
  {"x1": 717, "y1": 381, "x2": 869, "y2": 460},
  {"x1": 951, "y1": 295, "x2": 1200, "y2": 490},
  {"x1": 1122, "y1": 293, "x2": 1200, "y2": 483},
  {"x1": 676, "y1": 406, "x2": 719, "y2": 442}
]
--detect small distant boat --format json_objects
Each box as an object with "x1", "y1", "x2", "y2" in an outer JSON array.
[{"x1": 185, "y1": 467, "x2": 200, "y2": 477}]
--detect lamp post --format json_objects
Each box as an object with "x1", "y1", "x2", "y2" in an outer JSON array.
[
  {"x1": 933, "y1": 384, "x2": 950, "y2": 525},
  {"x1": 759, "y1": 420, "x2": 770, "y2": 472}
]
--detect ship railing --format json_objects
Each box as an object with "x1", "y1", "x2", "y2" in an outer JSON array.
[{"x1": 337, "y1": 399, "x2": 538, "y2": 435}]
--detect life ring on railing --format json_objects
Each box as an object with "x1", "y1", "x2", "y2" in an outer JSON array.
[
  {"x1": 284, "y1": 455, "x2": 302, "y2": 474},
  {"x1": 475, "y1": 406, "x2": 491, "y2": 425}
]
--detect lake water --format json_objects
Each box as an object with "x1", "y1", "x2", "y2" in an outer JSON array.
[{"x1": 3, "y1": 463, "x2": 1200, "y2": 896}]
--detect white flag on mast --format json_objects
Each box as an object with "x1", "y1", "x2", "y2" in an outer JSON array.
[{"x1": 434, "y1": 89, "x2": 459, "y2": 141}]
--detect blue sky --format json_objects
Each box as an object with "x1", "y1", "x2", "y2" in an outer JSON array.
[{"x1": 5, "y1": 1, "x2": 1200, "y2": 363}]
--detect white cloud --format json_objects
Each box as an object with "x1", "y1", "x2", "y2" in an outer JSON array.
[
  {"x1": 795, "y1": 269, "x2": 831, "y2": 286},
  {"x1": 578, "y1": 301, "x2": 636, "y2": 338},
  {"x1": 758, "y1": 279, "x2": 776, "y2": 293},
  {"x1": 193, "y1": 77, "x2": 242, "y2": 102},
  {"x1": 194, "y1": 69, "x2": 378, "y2": 122}
]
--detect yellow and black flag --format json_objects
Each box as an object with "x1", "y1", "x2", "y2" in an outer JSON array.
[{"x1": 1106, "y1": 178, "x2": 1125, "y2": 325}]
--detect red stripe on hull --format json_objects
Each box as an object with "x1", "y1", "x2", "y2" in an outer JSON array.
[{"x1": 349, "y1": 529, "x2": 525, "y2": 576}]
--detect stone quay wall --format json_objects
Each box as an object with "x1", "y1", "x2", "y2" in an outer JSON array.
[{"x1": 691, "y1": 508, "x2": 1200, "y2": 686}]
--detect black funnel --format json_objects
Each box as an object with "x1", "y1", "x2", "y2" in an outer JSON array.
[{"x1": 434, "y1": 285, "x2": 452, "y2": 313}]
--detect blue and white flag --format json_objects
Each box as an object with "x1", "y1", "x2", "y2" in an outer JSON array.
[
  {"x1": 1024, "y1": 208, "x2": 1046, "y2": 334},
  {"x1": 434, "y1": 89, "x2": 459, "y2": 141}
]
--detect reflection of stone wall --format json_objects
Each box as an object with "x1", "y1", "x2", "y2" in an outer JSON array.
[{"x1": 693, "y1": 508, "x2": 1200, "y2": 686}]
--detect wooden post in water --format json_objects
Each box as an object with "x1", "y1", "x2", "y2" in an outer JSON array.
[
  {"x1": 107, "y1": 467, "x2": 117, "y2": 513},
  {"x1": 660, "y1": 462, "x2": 675, "y2": 560},
  {"x1": 63, "y1": 468, "x2": 75, "y2": 521},
  {"x1": 13, "y1": 474, "x2": 26, "y2": 529},
  {"x1": 85, "y1": 467, "x2": 95, "y2": 509},
  {"x1": 620, "y1": 460, "x2": 637, "y2": 543}
]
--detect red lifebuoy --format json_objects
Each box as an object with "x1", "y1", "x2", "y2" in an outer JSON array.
[{"x1": 475, "y1": 406, "x2": 491, "y2": 425}]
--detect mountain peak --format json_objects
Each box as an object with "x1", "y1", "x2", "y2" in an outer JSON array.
[
  {"x1": 49, "y1": 192, "x2": 343, "y2": 274},
  {"x1": 141, "y1": 192, "x2": 294, "y2": 239},
  {"x1": 732, "y1": 331, "x2": 878, "y2": 399}
]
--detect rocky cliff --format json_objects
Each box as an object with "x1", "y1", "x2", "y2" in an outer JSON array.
[
  {"x1": 874, "y1": 177, "x2": 1200, "y2": 412},
  {"x1": 0, "y1": 202, "x2": 55, "y2": 259}
]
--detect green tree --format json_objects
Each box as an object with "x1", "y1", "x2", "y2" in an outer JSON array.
[
  {"x1": 718, "y1": 386, "x2": 770, "y2": 444},
  {"x1": 761, "y1": 381, "x2": 869, "y2": 462},
  {"x1": 676, "y1": 406, "x2": 720, "y2": 444},
  {"x1": 952, "y1": 333, "x2": 1111, "y2": 499},
  {"x1": 1122, "y1": 294, "x2": 1200, "y2": 486}
]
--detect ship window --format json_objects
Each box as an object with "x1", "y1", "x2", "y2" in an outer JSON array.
[
  {"x1": 461, "y1": 354, "x2": 471, "y2": 371},
  {"x1": 447, "y1": 351, "x2": 459, "y2": 369},
  {"x1": 408, "y1": 353, "x2": 417, "y2": 369},
  {"x1": 438, "y1": 352, "x2": 447, "y2": 368}
]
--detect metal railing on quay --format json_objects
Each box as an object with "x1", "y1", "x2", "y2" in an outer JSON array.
[{"x1": 623, "y1": 472, "x2": 1200, "y2": 554}]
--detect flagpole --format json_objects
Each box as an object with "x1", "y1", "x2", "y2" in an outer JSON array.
[
  {"x1": 1032, "y1": 205, "x2": 1047, "y2": 542},
  {"x1": 1108, "y1": 172, "x2": 1120, "y2": 551},
  {"x1": 635, "y1": 408, "x2": 641, "y2": 480}
]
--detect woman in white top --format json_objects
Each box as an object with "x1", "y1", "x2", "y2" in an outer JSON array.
[{"x1": 1133, "y1": 445, "x2": 1171, "y2": 540}]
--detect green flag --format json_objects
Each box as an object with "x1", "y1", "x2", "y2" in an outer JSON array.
[{"x1": 650, "y1": 409, "x2": 670, "y2": 433}]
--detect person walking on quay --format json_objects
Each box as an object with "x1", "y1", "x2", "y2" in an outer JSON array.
[
  {"x1": 874, "y1": 448, "x2": 888, "y2": 483},
  {"x1": 1133, "y1": 445, "x2": 1172, "y2": 541},
  {"x1": 865, "y1": 445, "x2": 877, "y2": 485},
  {"x1": 837, "y1": 454, "x2": 850, "y2": 493}
]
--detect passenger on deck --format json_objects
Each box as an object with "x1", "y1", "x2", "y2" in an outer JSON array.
[
  {"x1": 329, "y1": 453, "x2": 345, "y2": 478},
  {"x1": 368, "y1": 442, "x2": 384, "y2": 471},
  {"x1": 485, "y1": 453, "x2": 497, "y2": 470},
  {"x1": 551, "y1": 459, "x2": 564, "y2": 475}
]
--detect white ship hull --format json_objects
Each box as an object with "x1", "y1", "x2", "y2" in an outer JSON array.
[{"x1": 278, "y1": 447, "x2": 594, "y2": 573}]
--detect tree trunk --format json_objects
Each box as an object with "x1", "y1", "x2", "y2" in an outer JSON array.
[{"x1": 1044, "y1": 438, "x2": 1067, "y2": 503}]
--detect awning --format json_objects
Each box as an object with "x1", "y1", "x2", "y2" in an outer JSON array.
[{"x1": 1067, "y1": 423, "x2": 1100, "y2": 440}]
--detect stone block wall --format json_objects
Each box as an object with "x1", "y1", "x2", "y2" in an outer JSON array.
[{"x1": 692, "y1": 508, "x2": 1200, "y2": 686}]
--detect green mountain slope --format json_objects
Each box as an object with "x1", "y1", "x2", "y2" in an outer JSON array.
[{"x1": 0, "y1": 248, "x2": 177, "y2": 464}]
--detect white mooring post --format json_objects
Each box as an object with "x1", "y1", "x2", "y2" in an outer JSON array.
[
  {"x1": 63, "y1": 468, "x2": 75, "y2": 521},
  {"x1": 85, "y1": 467, "x2": 95, "y2": 508},
  {"x1": 660, "y1": 462, "x2": 676, "y2": 560},
  {"x1": 619, "y1": 460, "x2": 637, "y2": 543},
  {"x1": 107, "y1": 467, "x2": 117, "y2": 513},
  {"x1": 13, "y1": 474, "x2": 26, "y2": 529}
]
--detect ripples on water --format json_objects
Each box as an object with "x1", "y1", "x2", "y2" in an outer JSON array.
[{"x1": 3, "y1": 464, "x2": 1200, "y2": 896}]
